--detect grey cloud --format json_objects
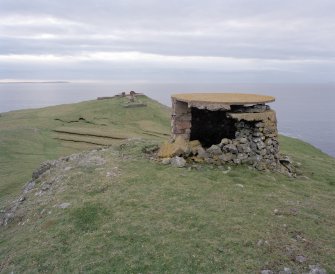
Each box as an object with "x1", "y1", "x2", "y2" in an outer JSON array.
[{"x1": 0, "y1": 0, "x2": 334, "y2": 81}]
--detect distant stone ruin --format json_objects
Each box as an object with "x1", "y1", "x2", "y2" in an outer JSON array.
[
  {"x1": 158, "y1": 93, "x2": 292, "y2": 173},
  {"x1": 97, "y1": 91, "x2": 147, "y2": 108},
  {"x1": 122, "y1": 91, "x2": 147, "y2": 108}
]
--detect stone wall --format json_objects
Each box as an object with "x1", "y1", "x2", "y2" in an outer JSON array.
[
  {"x1": 210, "y1": 108, "x2": 279, "y2": 170},
  {"x1": 171, "y1": 98, "x2": 192, "y2": 140},
  {"x1": 166, "y1": 100, "x2": 282, "y2": 171}
]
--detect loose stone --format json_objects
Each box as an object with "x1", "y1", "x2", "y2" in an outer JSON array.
[
  {"x1": 206, "y1": 145, "x2": 222, "y2": 156},
  {"x1": 170, "y1": 156, "x2": 186, "y2": 168},
  {"x1": 308, "y1": 265, "x2": 327, "y2": 274},
  {"x1": 161, "y1": 158, "x2": 171, "y2": 165},
  {"x1": 220, "y1": 138, "x2": 230, "y2": 146},
  {"x1": 239, "y1": 137, "x2": 248, "y2": 144},
  {"x1": 295, "y1": 255, "x2": 307, "y2": 263},
  {"x1": 58, "y1": 202, "x2": 71, "y2": 209},
  {"x1": 261, "y1": 270, "x2": 273, "y2": 274},
  {"x1": 197, "y1": 147, "x2": 209, "y2": 159},
  {"x1": 223, "y1": 144, "x2": 238, "y2": 154},
  {"x1": 219, "y1": 153, "x2": 234, "y2": 162},
  {"x1": 279, "y1": 267, "x2": 292, "y2": 274}
]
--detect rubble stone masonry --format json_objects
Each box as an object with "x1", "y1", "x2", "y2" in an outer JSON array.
[{"x1": 169, "y1": 98, "x2": 281, "y2": 171}]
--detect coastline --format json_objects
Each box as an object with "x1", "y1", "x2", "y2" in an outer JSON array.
[
  {"x1": 0, "y1": 81, "x2": 70, "y2": 84},
  {"x1": 0, "y1": 83, "x2": 334, "y2": 157}
]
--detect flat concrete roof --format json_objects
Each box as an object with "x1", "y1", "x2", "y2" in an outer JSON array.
[{"x1": 172, "y1": 93, "x2": 275, "y2": 105}]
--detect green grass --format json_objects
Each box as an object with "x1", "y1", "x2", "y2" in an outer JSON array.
[
  {"x1": 71, "y1": 203, "x2": 108, "y2": 232},
  {"x1": 0, "y1": 97, "x2": 335, "y2": 273},
  {"x1": 0, "y1": 95, "x2": 170, "y2": 204}
]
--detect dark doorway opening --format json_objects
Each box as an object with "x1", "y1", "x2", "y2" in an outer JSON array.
[{"x1": 190, "y1": 108, "x2": 236, "y2": 147}]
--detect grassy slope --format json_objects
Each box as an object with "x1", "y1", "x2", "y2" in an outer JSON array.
[
  {"x1": 0, "y1": 97, "x2": 334, "y2": 273},
  {"x1": 0, "y1": 95, "x2": 170, "y2": 204}
]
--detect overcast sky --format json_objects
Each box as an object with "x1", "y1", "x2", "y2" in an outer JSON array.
[{"x1": 0, "y1": 0, "x2": 334, "y2": 83}]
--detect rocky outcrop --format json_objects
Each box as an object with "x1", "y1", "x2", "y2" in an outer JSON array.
[{"x1": 0, "y1": 148, "x2": 109, "y2": 227}]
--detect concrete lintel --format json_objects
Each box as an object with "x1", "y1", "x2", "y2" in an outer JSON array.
[
  {"x1": 227, "y1": 110, "x2": 276, "y2": 123},
  {"x1": 188, "y1": 102, "x2": 231, "y2": 111}
]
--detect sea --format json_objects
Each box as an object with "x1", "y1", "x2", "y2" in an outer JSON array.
[{"x1": 0, "y1": 82, "x2": 334, "y2": 157}]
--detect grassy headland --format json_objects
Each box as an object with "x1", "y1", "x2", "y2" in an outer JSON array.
[
  {"x1": 0, "y1": 95, "x2": 170, "y2": 204},
  {"x1": 0, "y1": 95, "x2": 334, "y2": 273}
]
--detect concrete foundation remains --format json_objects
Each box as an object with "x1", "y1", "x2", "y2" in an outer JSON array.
[{"x1": 158, "y1": 93, "x2": 290, "y2": 173}]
